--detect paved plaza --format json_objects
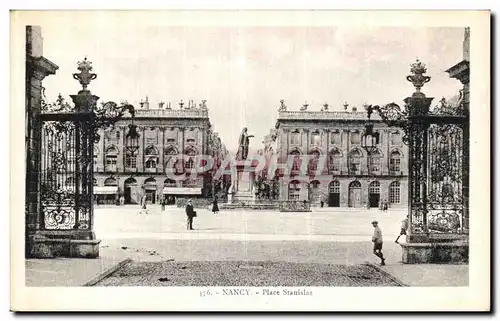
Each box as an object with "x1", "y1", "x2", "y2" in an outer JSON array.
[{"x1": 26, "y1": 206, "x2": 468, "y2": 287}]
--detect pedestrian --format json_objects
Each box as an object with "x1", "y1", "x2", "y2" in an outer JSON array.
[
  {"x1": 366, "y1": 200, "x2": 371, "y2": 210},
  {"x1": 395, "y1": 215, "x2": 409, "y2": 243},
  {"x1": 371, "y1": 221, "x2": 385, "y2": 266},
  {"x1": 383, "y1": 200, "x2": 388, "y2": 212},
  {"x1": 120, "y1": 195, "x2": 125, "y2": 206},
  {"x1": 320, "y1": 199, "x2": 324, "y2": 208},
  {"x1": 212, "y1": 197, "x2": 219, "y2": 215},
  {"x1": 139, "y1": 195, "x2": 148, "y2": 215},
  {"x1": 161, "y1": 197, "x2": 166, "y2": 211},
  {"x1": 185, "y1": 199, "x2": 196, "y2": 230}
]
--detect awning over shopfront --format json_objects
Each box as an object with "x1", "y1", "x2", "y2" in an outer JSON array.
[
  {"x1": 94, "y1": 186, "x2": 118, "y2": 195},
  {"x1": 162, "y1": 187, "x2": 202, "y2": 195}
]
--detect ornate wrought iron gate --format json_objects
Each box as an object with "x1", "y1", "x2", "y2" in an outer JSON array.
[
  {"x1": 39, "y1": 104, "x2": 94, "y2": 230},
  {"x1": 408, "y1": 97, "x2": 468, "y2": 236}
]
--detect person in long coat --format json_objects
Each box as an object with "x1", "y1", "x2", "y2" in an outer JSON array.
[
  {"x1": 185, "y1": 199, "x2": 196, "y2": 230},
  {"x1": 212, "y1": 197, "x2": 219, "y2": 215}
]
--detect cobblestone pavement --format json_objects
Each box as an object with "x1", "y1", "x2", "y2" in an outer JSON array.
[{"x1": 95, "y1": 261, "x2": 402, "y2": 286}]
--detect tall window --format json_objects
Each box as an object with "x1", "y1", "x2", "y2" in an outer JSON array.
[
  {"x1": 310, "y1": 131, "x2": 320, "y2": 146},
  {"x1": 288, "y1": 180, "x2": 301, "y2": 200},
  {"x1": 164, "y1": 147, "x2": 178, "y2": 171},
  {"x1": 93, "y1": 146, "x2": 99, "y2": 169},
  {"x1": 391, "y1": 132, "x2": 401, "y2": 145},
  {"x1": 329, "y1": 148, "x2": 342, "y2": 173},
  {"x1": 331, "y1": 131, "x2": 341, "y2": 145},
  {"x1": 368, "y1": 149, "x2": 382, "y2": 174},
  {"x1": 125, "y1": 152, "x2": 137, "y2": 168},
  {"x1": 184, "y1": 148, "x2": 196, "y2": 170},
  {"x1": 348, "y1": 149, "x2": 362, "y2": 174},
  {"x1": 389, "y1": 150, "x2": 402, "y2": 174},
  {"x1": 308, "y1": 150, "x2": 320, "y2": 173},
  {"x1": 350, "y1": 132, "x2": 360, "y2": 144},
  {"x1": 290, "y1": 131, "x2": 301, "y2": 145},
  {"x1": 290, "y1": 150, "x2": 302, "y2": 171},
  {"x1": 105, "y1": 147, "x2": 118, "y2": 172},
  {"x1": 389, "y1": 181, "x2": 401, "y2": 203},
  {"x1": 144, "y1": 146, "x2": 158, "y2": 170}
]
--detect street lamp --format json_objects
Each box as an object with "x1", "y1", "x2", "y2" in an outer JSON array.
[{"x1": 361, "y1": 120, "x2": 379, "y2": 155}]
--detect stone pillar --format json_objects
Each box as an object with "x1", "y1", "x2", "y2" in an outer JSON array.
[{"x1": 25, "y1": 26, "x2": 59, "y2": 258}]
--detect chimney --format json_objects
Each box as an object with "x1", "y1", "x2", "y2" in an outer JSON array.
[{"x1": 144, "y1": 96, "x2": 150, "y2": 110}]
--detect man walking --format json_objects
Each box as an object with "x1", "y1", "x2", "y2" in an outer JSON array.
[
  {"x1": 185, "y1": 199, "x2": 196, "y2": 230},
  {"x1": 371, "y1": 221, "x2": 386, "y2": 266},
  {"x1": 395, "y1": 215, "x2": 409, "y2": 243}
]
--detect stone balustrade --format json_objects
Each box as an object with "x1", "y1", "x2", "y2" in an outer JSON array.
[
  {"x1": 123, "y1": 108, "x2": 209, "y2": 119},
  {"x1": 277, "y1": 110, "x2": 383, "y2": 121}
]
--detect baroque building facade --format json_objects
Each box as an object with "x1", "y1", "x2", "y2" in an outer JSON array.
[
  {"x1": 260, "y1": 102, "x2": 409, "y2": 208},
  {"x1": 93, "y1": 98, "x2": 228, "y2": 205}
]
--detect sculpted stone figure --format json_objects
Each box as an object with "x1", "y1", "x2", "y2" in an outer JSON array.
[{"x1": 236, "y1": 127, "x2": 254, "y2": 160}]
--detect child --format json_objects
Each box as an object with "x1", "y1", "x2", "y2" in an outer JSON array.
[{"x1": 371, "y1": 221, "x2": 386, "y2": 266}]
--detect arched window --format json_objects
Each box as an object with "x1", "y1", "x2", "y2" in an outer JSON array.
[
  {"x1": 144, "y1": 146, "x2": 158, "y2": 170},
  {"x1": 369, "y1": 181, "x2": 381, "y2": 194},
  {"x1": 329, "y1": 148, "x2": 342, "y2": 173},
  {"x1": 390, "y1": 150, "x2": 402, "y2": 174},
  {"x1": 290, "y1": 149, "x2": 302, "y2": 171},
  {"x1": 105, "y1": 147, "x2": 118, "y2": 172},
  {"x1": 308, "y1": 180, "x2": 320, "y2": 202},
  {"x1": 368, "y1": 149, "x2": 382, "y2": 174},
  {"x1": 145, "y1": 158, "x2": 157, "y2": 169},
  {"x1": 288, "y1": 180, "x2": 301, "y2": 200},
  {"x1": 389, "y1": 181, "x2": 401, "y2": 204},
  {"x1": 164, "y1": 178, "x2": 176, "y2": 187},
  {"x1": 184, "y1": 148, "x2": 196, "y2": 170},
  {"x1": 348, "y1": 149, "x2": 362, "y2": 174},
  {"x1": 329, "y1": 180, "x2": 340, "y2": 193},
  {"x1": 104, "y1": 177, "x2": 118, "y2": 186},
  {"x1": 164, "y1": 147, "x2": 179, "y2": 171},
  {"x1": 308, "y1": 150, "x2": 320, "y2": 173}
]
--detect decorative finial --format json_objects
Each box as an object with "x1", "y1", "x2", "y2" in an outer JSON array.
[
  {"x1": 343, "y1": 101, "x2": 349, "y2": 111},
  {"x1": 200, "y1": 100, "x2": 207, "y2": 110},
  {"x1": 72, "y1": 57, "x2": 97, "y2": 91},
  {"x1": 321, "y1": 103, "x2": 329, "y2": 111},
  {"x1": 179, "y1": 99, "x2": 184, "y2": 109},
  {"x1": 300, "y1": 101, "x2": 308, "y2": 111},
  {"x1": 159, "y1": 101, "x2": 165, "y2": 109},
  {"x1": 407, "y1": 58, "x2": 431, "y2": 96}
]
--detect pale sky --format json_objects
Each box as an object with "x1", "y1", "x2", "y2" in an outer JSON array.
[{"x1": 40, "y1": 24, "x2": 465, "y2": 153}]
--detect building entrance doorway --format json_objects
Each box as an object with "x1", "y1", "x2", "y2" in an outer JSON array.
[
  {"x1": 369, "y1": 181, "x2": 381, "y2": 208},
  {"x1": 328, "y1": 181, "x2": 340, "y2": 207},
  {"x1": 348, "y1": 181, "x2": 362, "y2": 208},
  {"x1": 124, "y1": 177, "x2": 137, "y2": 204}
]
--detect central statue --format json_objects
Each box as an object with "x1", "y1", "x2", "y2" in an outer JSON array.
[{"x1": 236, "y1": 127, "x2": 254, "y2": 160}]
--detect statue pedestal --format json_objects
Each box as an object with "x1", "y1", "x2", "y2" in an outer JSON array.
[{"x1": 227, "y1": 160, "x2": 258, "y2": 206}]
